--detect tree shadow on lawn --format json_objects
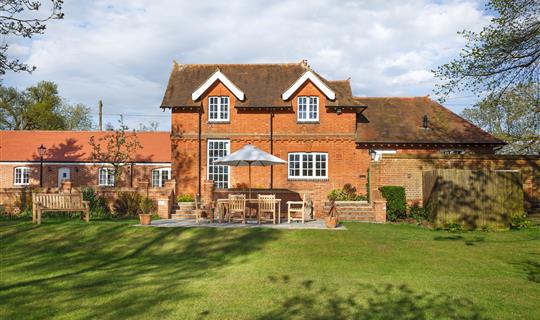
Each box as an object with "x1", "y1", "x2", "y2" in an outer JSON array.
[
  {"x1": 255, "y1": 276, "x2": 490, "y2": 320},
  {"x1": 433, "y1": 234, "x2": 486, "y2": 246},
  {"x1": 0, "y1": 221, "x2": 279, "y2": 319}
]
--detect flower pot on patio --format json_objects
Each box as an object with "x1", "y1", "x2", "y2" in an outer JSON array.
[
  {"x1": 139, "y1": 214, "x2": 152, "y2": 225},
  {"x1": 325, "y1": 216, "x2": 338, "y2": 228},
  {"x1": 177, "y1": 202, "x2": 195, "y2": 213}
]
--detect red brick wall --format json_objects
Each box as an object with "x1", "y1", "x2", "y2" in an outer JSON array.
[
  {"x1": 371, "y1": 154, "x2": 540, "y2": 210},
  {"x1": 0, "y1": 163, "x2": 171, "y2": 189}
]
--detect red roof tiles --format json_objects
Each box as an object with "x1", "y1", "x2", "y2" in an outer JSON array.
[{"x1": 0, "y1": 131, "x2": 171, "y2": 162}]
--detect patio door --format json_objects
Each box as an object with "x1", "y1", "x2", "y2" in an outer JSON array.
[
  {"x1": 207, "y1": 140, "x2": 230, "y2": 189},
  {"x1": 58, "y1": 167, "x2": 70, "y2": 187}
]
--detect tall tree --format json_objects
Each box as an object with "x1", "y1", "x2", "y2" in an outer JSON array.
[
  {"x1": 0, "y1": 0, "x2": 64, "y2": 75},
  {"x1": 89, "y1": 120, "x2": 142, "y2": 186},
  {"x1": 461, "y1": 83, "x2": 540, "y2": 154},
  {"x1": 0, "y1": 81, "x2": 93, "y2": 130},
  {"x1": 434, "y1": 0, "x2": 540, "y2": 100}
]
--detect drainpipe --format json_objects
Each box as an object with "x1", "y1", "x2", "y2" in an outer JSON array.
[
  {"x1": 198, "y1": 104, "x2": 202, "y2": 197},
  {"x1": 270, "y1": 112, "x2": 274, "y2": 189}
]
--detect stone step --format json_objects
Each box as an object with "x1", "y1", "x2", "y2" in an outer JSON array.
[
  {"x1": 338, "y1": 214, "x2": 376, "y2": 221},
  {"x1": 171, "y1": 213, "x2": 196, "y2": 220}
]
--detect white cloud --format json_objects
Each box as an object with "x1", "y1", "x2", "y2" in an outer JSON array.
[{"x1": 3, "y1": 0, "x2": 491, "y2": 129}]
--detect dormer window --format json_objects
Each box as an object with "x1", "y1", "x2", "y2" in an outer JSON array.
[
  {"x1": 208, "y1": 96, "x2": 229, "y2": 122},
  {"x1": 298, "y1": 96, "x2": 319, "y2": 122}
]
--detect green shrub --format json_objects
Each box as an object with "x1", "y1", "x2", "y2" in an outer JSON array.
[
  {"x1": 82, "y1": 187, "x2": 109, "y2": 219},
  {"x1": 509, "y1": 213, "x2": 530, "y2": 230},
  {"x1": 113, "y1": 192, "x2": 142, "y2": 217},
  {"x1": 379, "y1": 186, "x2": 406, "y2": 222},
  {"x1": 409, "y1": 204, "x2": 429, "y2": 222},
  {"x1": 177, "y1": 194, "x2": 194, "y2": 202},
  {"x1": 327, "y1": 184, "x2": 367, "y2": 201},
  {"x1": 140, "y1": 197, "x2": 155, "y2": 214},
  {"x1": 445, "y1": 222, "x2": 463, "y2": 233}
]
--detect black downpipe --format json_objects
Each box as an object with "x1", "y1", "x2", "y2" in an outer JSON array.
[
  {"x1": 270, "y1": 112, "x2": 274, "y2": 189},
  {"x1": 198, "y1": 105, "x2": 202, "y2": 197}
]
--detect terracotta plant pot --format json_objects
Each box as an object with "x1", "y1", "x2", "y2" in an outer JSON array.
[
  {"x1": 139, "y1": 214, "x2": 152, "y2": 225},
  {"x1": 325, "y1": 217, "x2": 338, "y2": 229}
]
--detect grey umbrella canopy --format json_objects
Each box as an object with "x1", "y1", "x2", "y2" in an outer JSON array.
[{"x1": 213, "y1": 144, "x2": 286, "y2": 198}]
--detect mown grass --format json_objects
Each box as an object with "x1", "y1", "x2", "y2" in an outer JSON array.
[{"x1": 0, "y1": 219, "x2": 539, "y2": 319}]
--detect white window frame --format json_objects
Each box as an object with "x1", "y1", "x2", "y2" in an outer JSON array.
[
  {"x1": 297, "y1": 96, "x2": 319, "y2": 122},
  {"x1": 13, "y1": 167, "x2": 30, "y2": 186},
  {"x1": 207, "y1": 139, "x2": 231, "y2": 189},
  {"x1": 288, "y1": 152, "x2": 328, "y2": 180},
  {"x1": 208, "y1": 96, "x2": 230, "y2": 122},
  {"x1": 152, "y1": 168, "x2": 171, "y2": 187},
  {"x1": 98, "y1": 167, "x2": 115, "y2": 186}
]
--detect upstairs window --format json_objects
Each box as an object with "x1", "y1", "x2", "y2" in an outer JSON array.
[
  {"x1": 98, "y1": 168, "x2": 115, "y2": 186},
  {"x1": 152, "y1": 168, "x2": 171, "y2": 187},
  {"x1": 288, "y1": 152, "x2": 328, "y2": 179},
  {"x1": 208, "y1": 96, "x2": 230, "y2": 122},
  {"x1": 14, "y1": 167, "x2": 30, "y2": 185},
  {"x1": 297, "y1": 96, "x2": 319, "y2": 122}
]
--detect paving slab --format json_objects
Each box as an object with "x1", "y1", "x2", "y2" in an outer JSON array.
[{"x1": 135, "y1": 218, "x2": 347, "y2": 230}]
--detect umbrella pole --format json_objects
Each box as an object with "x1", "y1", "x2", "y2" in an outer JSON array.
[{"x1": 249, "y1": 162, "x2": 252, "y2": 200}]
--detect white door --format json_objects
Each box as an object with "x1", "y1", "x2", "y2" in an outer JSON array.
[{"x1": 58, "y1": 168, "x2": 70, "y2": 186}]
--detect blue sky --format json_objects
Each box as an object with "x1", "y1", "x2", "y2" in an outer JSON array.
[{"x1": 2, "y1": 0, "x2": 491, "y2": 130}]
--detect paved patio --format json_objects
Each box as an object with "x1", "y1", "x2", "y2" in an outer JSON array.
[{"x1": 136, "y1": 219, "x2": 347, "y2": 230}]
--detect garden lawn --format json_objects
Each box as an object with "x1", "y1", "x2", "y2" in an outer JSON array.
[{"x1": 1, "y1": 219, "x2": 539, "y2": 319}]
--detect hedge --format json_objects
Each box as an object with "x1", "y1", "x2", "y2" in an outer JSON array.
[{"x1": 379, "y1": 186, "x2": 406, "y2": 222}]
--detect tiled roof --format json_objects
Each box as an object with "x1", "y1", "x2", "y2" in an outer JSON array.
[
  {"x1": 160, "y1": 61, "x2": 363, "y2": 108},
  {"x1": 354, "y1": 96, "x2": 505, "y2": 145},
  {"x1": 0, "y1": 131, "x2": 171, "y2": 162}
]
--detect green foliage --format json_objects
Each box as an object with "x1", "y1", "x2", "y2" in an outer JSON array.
[
  {"x1": 113, "y1": 192, "x2": 142, "y2": 217},
  {"x1": 327, "y1": 184, "x2": 367, "y2": 201},
  {"x1": 461, "y1": 83, "x2": 540, "y2": 155},
  {"x1": 82, "y1": 187, "x2": 109, "y2": 219},
  {"x1": 0, "y1": 81, "x2": 93, "y2": 130},
  {"x1": 434, "y1": 0, "x2": 540, "y2": 99},
  {"x1": 139, "y1": 197, "x2": 155, "y2": 215},
  {"x1": 509, "y1": 213, "x2": 530, "y2": 230},
  {"x1": 177, "y1": 194, "x2": 194, "y2": 202},
  {"x1": 409, "y1": 204, "x2": 429, "y2": 222},
  {"x1": 445, "y1": 222, "x2": 463, "y2": 233},
  {"x1": 379, "y1": 186, "x2": 407, "y2": 222}
]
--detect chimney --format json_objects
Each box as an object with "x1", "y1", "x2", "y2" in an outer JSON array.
[{"x1": 98, "y1": 100, "x2": 103, "y2": 131}]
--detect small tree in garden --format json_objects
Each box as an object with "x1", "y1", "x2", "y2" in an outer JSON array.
[{"x1": 89, "y1": 120, "x2": 142, "y2": 186}]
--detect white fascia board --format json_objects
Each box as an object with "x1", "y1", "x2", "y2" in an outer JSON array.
[
  {"x1": 191, "y1": 70, "x2": 245, "y2": 101},
  {"x1": 282, "y1": 70, "x2": 336, "y2": 100}
]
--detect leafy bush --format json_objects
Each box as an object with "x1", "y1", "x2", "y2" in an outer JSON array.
[
  {"x1": 445, "y1": 222, "x2": 462, "y2": 233},
  {"x1": 509, "y1": 213, "x2": 530, "y2": 230},
  {"x1": 140, "y1": 197, "x2": 155, "y2": 214},
  {"x1": 327, "y1": 184, "x2": 367, "y2": 201},
  {"x1": 379, "y1": 186, "x2": 406, "y2": 222},
  {"x1": 113, "y1": 192, "x2": 142, "y2": 217},
  {"x1": 177, "y1": 194, "x2": 194, "y2": 202},
  {"x1": 409, "y1": 204, "x2": 429, "y2": 222},
  {"x1": 82, "y1": 187, "x2": 109, "y2": 219}
]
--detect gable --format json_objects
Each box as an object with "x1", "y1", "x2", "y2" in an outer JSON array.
[
  {"x1": 282, "y1": 70, "x2": 336, "y2": 101},
  {"x1": 191, "y1": 70, "x2": 245, "y2": 101}
]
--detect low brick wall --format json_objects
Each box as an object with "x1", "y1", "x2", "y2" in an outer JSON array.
[{"x1": 370, "y1": 154, "x2": 540, "y2": 211}]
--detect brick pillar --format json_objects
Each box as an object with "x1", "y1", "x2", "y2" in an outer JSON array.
[
  {"x1": 157, "y1": 197, "x2": 171, "y2": 219},
  {"x1": 203, "y1": 180, "x2": 214, "y2": 206},
  {"x1": 372, "y1": 190, "x2": 387, "y2": 223}
]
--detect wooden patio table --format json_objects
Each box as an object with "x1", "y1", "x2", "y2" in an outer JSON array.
[{"x1": 216, "y1": 198, "x2": 282, "y2": 224}]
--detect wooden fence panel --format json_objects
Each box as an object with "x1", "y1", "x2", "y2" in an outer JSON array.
[{"x1": 423, "y1": 169, "x2": 524, "y2": 229}]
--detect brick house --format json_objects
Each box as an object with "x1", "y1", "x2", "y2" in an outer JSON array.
[
  {"x1": 0, "y1": 131, "x2": 171, "y2": 189},
  {"x1": 160, "y1": 60, "x2": 505, "y2": 217}
]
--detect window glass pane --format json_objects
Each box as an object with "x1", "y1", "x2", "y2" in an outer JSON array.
[
  {"x1": 302, "y1": 154, "x2": 313, "y2": 176},
  {"x1": 152, "y1": 170, "x2": 160, "y2": 187},
  {"x1": 220, "y1": 97, "x2": 229, "y2": 120},
  {"x1": 309, "y1": 97, "x2": 318, "y2": 120},
  {"x1": 298, "y1": 97, "x2": 307, "y2": 120},
  {"x1": 208, "y1": 140, "x2": 229, "y2": 188},
  {"x1": 209, "y1": 97, "x2": 218, "y2": 120}
]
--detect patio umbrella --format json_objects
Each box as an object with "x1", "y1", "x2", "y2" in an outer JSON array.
[{"x1": 213, "y1": 144, "x2": 286, "y2": 198}]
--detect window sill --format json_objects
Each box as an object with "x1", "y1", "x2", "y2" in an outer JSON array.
[
  {"x1": 208, "y1": 121, "x2": 230, "y2": 124},
  {"x1": 287, "y1": 178, "x2": 329, "y2": 182},
  {"x1": 297, "y1": 121, "x2": 320, "y2": 124}
]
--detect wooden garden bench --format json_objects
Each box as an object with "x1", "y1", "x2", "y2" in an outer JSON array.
[{"x1": 32, "y1": 193, "x2": 90, "y2": 225}]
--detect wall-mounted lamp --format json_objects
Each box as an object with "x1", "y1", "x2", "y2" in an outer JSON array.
[{"x1": 336, "y1": 107, "x2": 343, "y2": 115}]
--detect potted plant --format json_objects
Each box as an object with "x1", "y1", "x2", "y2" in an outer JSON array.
[
  {"x1": 325, "y1": 200, "x2": 339, "y2": 228},
  {"x1": 139, "y1": 197, "x2": 155, "y2": 225},
  {"x1": 177, "y1": 194, "x2": 195, "y2": 213}
]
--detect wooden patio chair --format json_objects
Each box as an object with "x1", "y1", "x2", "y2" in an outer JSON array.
[
  {"x1": 228, "y1": 194, "x2": 247, "y2": 224},
  {"x1": 287, "y1": 194, "x2": 308, "y2": 224},
  {"x1": 194, "y1": 195, "x2": 214, "y2": 224},
  {"x1": 258, "y1": 194, "x2": 277, "y2": 224}
]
